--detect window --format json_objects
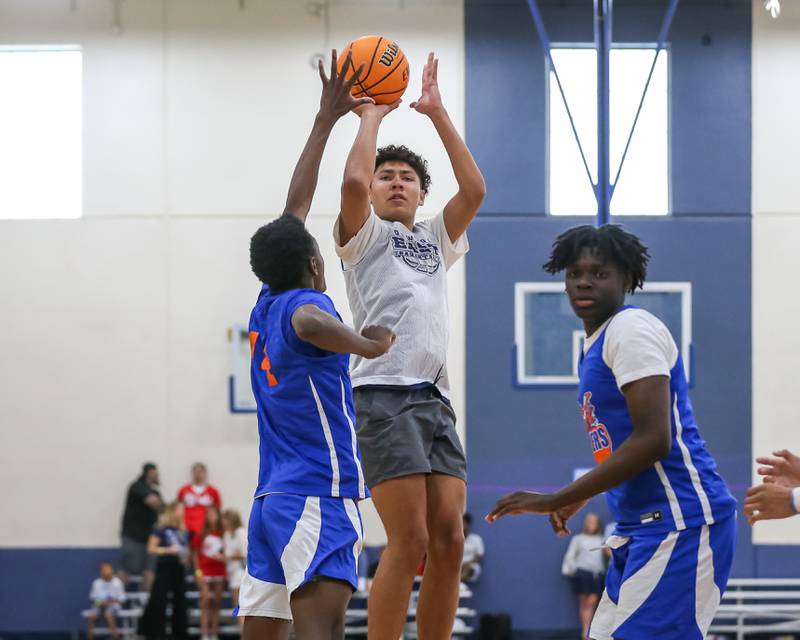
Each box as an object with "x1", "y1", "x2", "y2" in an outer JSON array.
[
  {"x1": 0, "y1": 46, "x2": 82, "y2": 219},
  {"x1": 548, "y1": 47, "x2": 669, "y2": 216}
]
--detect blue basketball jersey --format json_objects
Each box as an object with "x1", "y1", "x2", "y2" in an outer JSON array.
[
  {"x1": 577, "y1": 307, "x2": 736, "y2": 535},
  {"x1": 248, "y1": 286, "x2": 367, "y2": 500}
]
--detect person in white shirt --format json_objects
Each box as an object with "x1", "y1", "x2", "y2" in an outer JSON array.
[
  {"x1": 461, "y1": 513, "x2": 485, "y2": 582},
  {"x1": 336, "y1": 52, "x2": 485, "y2": 640},
  {"x1": 561, "y1": 513, "x2": 606, "y2": 640},
  {"x1": 745, "y1": 449, "x2": 800, "y2": 524},
  {"x1": 87, "y1": 562, "x2": 126, "y2": 640},
  {"x1": 221, "y1": 508, "x2": 247, "y2": 628}
]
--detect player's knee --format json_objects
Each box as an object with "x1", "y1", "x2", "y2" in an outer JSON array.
[
  {"x1": 390, "y1": 526, "x2": 429, "y2": 565},
  {"x1": 428, "y1": 523, "x2": 464, "y2": 563}
]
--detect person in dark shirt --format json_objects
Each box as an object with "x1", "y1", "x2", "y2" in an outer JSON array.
[
  {"x1": 138, "y1": 501, "x2": 190, "y2": 640},
  {"x1": 120, "y1": 462, "x2": 163, "y2": 590}
]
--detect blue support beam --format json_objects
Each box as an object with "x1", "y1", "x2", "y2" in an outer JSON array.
[{"x1": 595, "y1": 0, "x2": 613, "y2": 225}]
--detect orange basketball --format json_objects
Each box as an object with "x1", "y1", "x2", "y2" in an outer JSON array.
[{"x1": 337, "y1": 35, "x2": 410, "y2": 105}]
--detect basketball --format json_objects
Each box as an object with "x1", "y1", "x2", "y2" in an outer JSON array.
[{"x1": 337, "y1": 35, "x2": 410, "y2": 105}]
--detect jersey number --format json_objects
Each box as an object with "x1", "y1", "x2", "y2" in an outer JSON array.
[{"x1": 249, "y1": 331, "x2": 278, "y2": 387}]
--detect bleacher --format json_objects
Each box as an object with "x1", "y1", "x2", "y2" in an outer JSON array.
[
  {"x1": 709, "y1": 578, "x2": 800, "y2": 640},
  {"x1": 83, "y1": 574, "x2": 476, "y2": 638}
]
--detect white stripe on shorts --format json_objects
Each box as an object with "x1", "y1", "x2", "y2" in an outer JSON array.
[
  {"x1": 237, "y1": 569, "x2": 292, "y2": 620},
  {"x1": 280, "y1": 496, "x2": 322, "y2": 593},
  {"x1": 309, "y1": 377, "x2": 340, "y2": 497},
  {"x1": 589, "y1": 531, "x2": 679, "y2": 639},
  {"x1": 695, "y1": 524, "x2": 721, "y2": 634},
  {"x1": 343, "y1": 499, "x2": 364, "y2": 573}
]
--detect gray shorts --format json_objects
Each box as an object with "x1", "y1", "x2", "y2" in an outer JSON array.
[
  {"x1": 120, "y1": 536, "x2": 156, "y2": 575},
  {"x1": 353, "y1": 385, "x2": 467, "y2": 489}
]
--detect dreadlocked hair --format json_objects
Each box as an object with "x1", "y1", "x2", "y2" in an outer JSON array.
[{"x1": 542, "y1": 224, "x2": 650, "y2": 293}]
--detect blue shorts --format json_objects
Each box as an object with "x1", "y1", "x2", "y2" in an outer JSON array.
[
  {"x1": 589, "y1": 514, "x2": 736, "y2": 640},
  {"x1": 237, "y1": 494, "x2": 363, "y2": 620}
]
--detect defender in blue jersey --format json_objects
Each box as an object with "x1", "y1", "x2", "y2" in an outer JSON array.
[
  {"x1": 488, "y1": 225, "x2": 736, "y2": 640},
  {"x1": 237, "y1": 51, "x2": 394, "y2": 640}
]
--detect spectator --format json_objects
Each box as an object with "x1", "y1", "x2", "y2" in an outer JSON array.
[
  {"x1": 746, "y1": 449, "x2": 800, "y2": 524},
  {"x1": 177, "y1": 462, "x2": 221, "y2": 554},
  {"x1": 221, "y1": 509, "x2": 247, "y2": 629},
  {"x1": 120, "y1": 462, "x2": 162, "y2": 589},
  {"x1": 86, "y1": 561, "x2": 125, "y2": 640},
  {"x1": 461, "y1": 513, "x2": 485, "y2": 582},
  {"x1": 138, "y1": 501, "x2": 189, "y2": 640},
  {"x1": 561, "y1": 513, "x2": 605, "y2": 640},
  {"x1": 197, "y1": 506, "x2": 226, "y2": 640}
]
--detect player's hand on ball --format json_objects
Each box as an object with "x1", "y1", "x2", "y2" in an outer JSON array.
[
  {"x1": 318, "y1": 49, "x2": 374, "y2": 120},
  {"x1": 744, "y1": 482, "x2": 796, "y2": 525},
  {"x1": 361, "y1": 325, "x2": 396, "y2": 358},
  {"x1": 410, "y1": 52, "x2": 443, "y2": 116},
  {"x1": 548, "y1": 499, "x2": 589, "y2": 537},
  {"x1": 352, "y1": 99, "x2": 401, "y2": 120},
  {"x1": 485, "y1": 491, "x2": 556, "y2": 523},
  {"x1": 756, "y1": 449, "x2": 800, "y2": 488}
]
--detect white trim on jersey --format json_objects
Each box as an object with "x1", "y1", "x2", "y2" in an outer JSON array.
[
  {"x1": 654, "y1": 461, "x2": 686, "y2": 530},
  {"x1": 343, "y1": 498, "x2": 364, "y2": 575},
  {"x1": 308, "y1": 377, "x2": 341, "y2": 497},
  {"x1": 673, "y1": 396, "x2": 715, "y2": 525},
  {"x1": 695, "y1": 524, "x2": 721, "y2": 634},
  {"x1": 340, "y1": 377, "x2": 366, "y2": 499},
  {"x1": 280, "y1": 496, "x2": 322, "y2": 593}
]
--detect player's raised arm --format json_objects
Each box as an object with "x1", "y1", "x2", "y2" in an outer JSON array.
[
  {"x1": 411, "y1": 52, "x2": 485, "y2": 243},
  {"x1": 338, "y1": 100, "x2": 400, "y2": 244},
  {"x1": 291, "y1": 304, "x2": 395, "y2": 359},
  {"x1": 283, "y1": 50, "x2": 373, "y2": 223},
  {"x1": 486, "y1": 375, "x2": 672, "y2": 523}
]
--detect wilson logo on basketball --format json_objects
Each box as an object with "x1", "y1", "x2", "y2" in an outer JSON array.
[
  {"x1": 581, "y1": 392, "x2": 612, "y2": 463},
  {"x1": 379, "y1": 42, "x2": 400, "y2": 67}
]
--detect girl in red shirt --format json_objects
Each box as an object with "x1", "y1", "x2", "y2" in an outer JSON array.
[{"x1": 196, "y1": 506, "x2": 225, "y2": 640}]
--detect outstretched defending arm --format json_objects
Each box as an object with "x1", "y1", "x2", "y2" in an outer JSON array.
[
  {"x1": 411, "y1": 52, "x2": 485, "y2": 242},
  {"x1": 283, "y1": 50, "x2": 373, "y2": 223},
  {"x1": 291, "y1": 304, "x2": 395, "y2": 359}
]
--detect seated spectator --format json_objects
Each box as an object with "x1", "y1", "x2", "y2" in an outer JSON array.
[
  {"x1": 138, "y1": 501, "x2": 189, "y2": 640},
  {"x1": 221, "y1": 508, "x2": 247, "y2": 629},
  {"x1": 197, "y1": 506, "x2": 226, "y2": 640},
  {"x1": 461, "y1": 513, "x2": 485, "y2": 582},
  {"x1": 177, "y1": 463, "x2": 221, "y2": 555},
  {"x1": 561, "y1": 513, "x2": 605, "y2": 640},
  {"x1": 746, "y1": 449, "x2": 800, "y2": 524},
  {"x1": 120, "y1": 462, "x2": 162, "y2": 590},
  {"x1": 86, "y1": 561, "x2": 125, "y2": 640}
]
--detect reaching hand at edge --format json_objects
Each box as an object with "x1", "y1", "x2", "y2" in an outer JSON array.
[
  {"x1": 756, "y1": 449, "x2": 800, "y2": 489},
  {"x1": 282, "y1": 49, "x2": 374, "y2": 223}
]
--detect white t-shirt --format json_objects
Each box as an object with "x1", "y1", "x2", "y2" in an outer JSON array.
[
  {"x1": 223, "y1": 526, "x2": 248, "y2": 576},
  {"x1": 462, "y1": 532, "x2": 485, "y2": 565},
  {"x1": 89, "y1": 577, "x2": 126, "y2": 603},
  {"x1": 563, "y1": 533, "x2": 605, "y2": 574},
  {"x1": 583, "y1": 307, "x2": 678, "y2": 389},
  {"x1": 334, "y1": 211, "x2": 468, "y2": 397}
]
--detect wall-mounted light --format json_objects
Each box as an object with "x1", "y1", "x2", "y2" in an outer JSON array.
[{"x1": 765, "y1": 0, "x2": 781, "y2": 19}]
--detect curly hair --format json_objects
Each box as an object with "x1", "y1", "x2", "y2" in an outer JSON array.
[
  {"x1": 542, "y1": 224, "x2": 650, "y2": 293},
  {"x1": 249, "y1": 215, "x2": 316, "y2": 292},
  {"x1": 375, "y1": 144, "x2": 432, "y2": 194}
]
